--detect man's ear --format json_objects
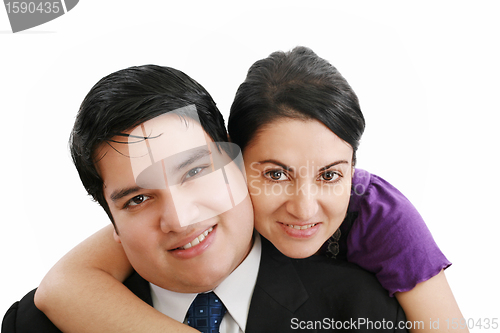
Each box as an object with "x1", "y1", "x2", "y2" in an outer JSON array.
[{"x1": 113, "y1": 227, "x2": 121, "y2": 243}]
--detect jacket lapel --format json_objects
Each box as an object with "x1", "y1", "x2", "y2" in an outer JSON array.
[
  {"x1": 123, "y1": 271, "x2": 154, "y2": 306},
  {"x1": 246, "y1": 237, "x2": 308, "y2": 331}
]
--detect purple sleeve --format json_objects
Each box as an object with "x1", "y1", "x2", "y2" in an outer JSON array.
[{"x1": 346, "y1": 169, "x2": 451, "y2": 296}]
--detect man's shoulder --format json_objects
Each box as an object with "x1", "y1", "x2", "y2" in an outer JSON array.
[
  {"x1": 1, "y1": 274, "x2": 151, "y2": 333},
  {"x1": 289, "y1": 253, "x2": 398, "y2": 308},
  {"x1": 293, "y1": 252, "x2": 382, "y2": 289},
  {"x1": 249, "y1": 237, "x2": 407, "y2": 332},
  {"x1": 260, "y1": 235, "x2": 382, "y2": 289},
  {"x1": 2, "y1": 289, "x2": 62, "y2": 333},
  {"x1": 259, "y1": 235, "x2": 399, "y2": 314}
]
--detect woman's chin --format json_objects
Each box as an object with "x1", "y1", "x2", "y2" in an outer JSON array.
[{"x1": 275, "y1": 241, "x2": 321, "y2": 259}]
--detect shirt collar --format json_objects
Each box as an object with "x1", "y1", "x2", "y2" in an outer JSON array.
[
  {"x1": 214, "y1": 232, "x2": 261, "y2": 330},
  {"x1": 149, "y1": 285, "x2": 196, "y2": 323},
  {"x1": 149, "y1": 232, "x2": 262, "y2": 330}
]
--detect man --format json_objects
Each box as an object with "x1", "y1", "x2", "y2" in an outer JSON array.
[{"x1": 3, "y1": 65, "x2": 407, "y2": 332}]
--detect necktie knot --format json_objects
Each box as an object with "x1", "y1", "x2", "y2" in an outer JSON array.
[{"x1": 186, "y1": 292, "x2": 227, "y2": 333}]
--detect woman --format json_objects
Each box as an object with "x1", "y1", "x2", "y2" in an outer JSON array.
[{"x1": 35, "y1": 47, "x2": 466, "y2": 332}]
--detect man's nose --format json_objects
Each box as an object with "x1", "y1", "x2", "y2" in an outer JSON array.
[
  {"x1": 159, "y1": 188, "x2": 205, "y2": 233},
  {"x1": 285, "y1": 183, "x2": 319, "y2": 221},
  {"x1": 158, "y1": 192, "x2": 196, "y2": 233}
]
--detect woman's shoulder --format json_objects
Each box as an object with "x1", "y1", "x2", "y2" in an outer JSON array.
[
  {"x1": 344, "y1": 169, "x2": 451, "y2": 295},
  {"x1": 349, "y1": 168, "x2": 421, "y2": 224}
]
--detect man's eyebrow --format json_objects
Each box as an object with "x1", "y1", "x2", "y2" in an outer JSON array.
[
  {"x1": 110, "y1": 186, "x2": 142, "y2": 202},
  {"x1": 174, "y1": 147, "x2": 211, "y2": 171},
  {"x1": 319, "y1": 160, "x2": 350, "y2": 172},
  {"x1": 257, "y1": 159, "x2": 292, "y2": 172}
]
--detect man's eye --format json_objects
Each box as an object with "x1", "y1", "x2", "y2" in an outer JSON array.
[
  {"x1": 264, "y1": 170, "x2": 287, "y2": 181},
  {"x1": 126, "y1": 194, "x2": 150, "y2": 207},
  {"x1": 320, "y1": 171, "x2": 340, "y2": 182},
  {"x1": 184, "y1": 166, "x2": 208, "y2": 182}
]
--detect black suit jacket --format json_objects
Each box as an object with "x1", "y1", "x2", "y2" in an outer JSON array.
[
  {"x1": 2, "y1": 237, "x2": 407, "y2": 332},
  {"x1": 246, "y1": 237, "x2": 407, "y2": 332}
]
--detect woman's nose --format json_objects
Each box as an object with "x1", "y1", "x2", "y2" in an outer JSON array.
[{"x1": 285, "y1": 183, "x2": 319, "y2": 221}]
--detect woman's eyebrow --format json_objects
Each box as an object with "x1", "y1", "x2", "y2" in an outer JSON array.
[
  {"x1": 257, "y1": 159, "x2": 292, "y2": 171},
  {"x1": 319, "y1": 160, "x2": 350, "y2": 172}
]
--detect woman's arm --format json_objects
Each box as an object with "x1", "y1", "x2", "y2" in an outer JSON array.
[
  {"x1": 348, "y1": 170, "x2": 467, "y2": 332},
  {"x1": 34, "y1": 224, "x2": 199, "y2": 333},
  {"x1": 395, "y1": 270, "x2": 469, "y2": 332}
]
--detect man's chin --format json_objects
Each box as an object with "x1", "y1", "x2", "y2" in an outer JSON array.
[{"x1": 154, "y1": 270, "x2": 228, "y2": 293}]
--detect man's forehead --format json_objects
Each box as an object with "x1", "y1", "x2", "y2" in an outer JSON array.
[
  {"x1": 127, "y1": 105, "x2": 210, "y2": 180},
  {"x1": 130, "y1": 106, "x2": 207, "y2": 153},
  {"x1": 96, "y1": 105, "x2": 211, "y2": 182}
]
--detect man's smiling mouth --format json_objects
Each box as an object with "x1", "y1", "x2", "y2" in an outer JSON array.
[{"x1": 177, "y1": 226, "x2": 214, "y2": 250}]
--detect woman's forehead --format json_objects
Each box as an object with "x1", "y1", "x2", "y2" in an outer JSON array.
[{"x1": 247, "y1": 118, "x2": 353, "y2": 159}]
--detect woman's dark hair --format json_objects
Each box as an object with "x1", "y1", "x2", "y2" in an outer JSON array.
[
  {"x1": 228, "y1": 46, "x2": 365, "y2": 164},
  {"x1": 70, "y1": 65, "x2": 227, "y2": 224}
]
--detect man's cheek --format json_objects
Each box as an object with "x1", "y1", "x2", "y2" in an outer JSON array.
[{"x1": 169, "y1": 170, "x2": 233, "y2": 227}]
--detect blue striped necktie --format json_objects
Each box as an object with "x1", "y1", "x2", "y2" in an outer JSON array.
[{"x1": 186, "y1": 292, "x2": 227, "y2": 333}]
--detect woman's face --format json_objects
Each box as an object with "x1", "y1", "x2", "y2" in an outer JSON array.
[{"x1": 243, "y1": 118, "x2": 353, "y2": 258}]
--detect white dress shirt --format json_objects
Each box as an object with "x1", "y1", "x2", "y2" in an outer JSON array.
[{"x1": 150, "y1": 233, "x2": 262, "y2": 333}]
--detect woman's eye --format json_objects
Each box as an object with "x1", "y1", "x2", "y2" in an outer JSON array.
[
  {"x1": 126, "y1": 194, "x2": 150, "y2": 207},
  {"x1": 265, "y1": 170, "x2": 287, "y2": 181},
  {"x1": 320, "y1": 170, "x2": 339, "y2": 182}
]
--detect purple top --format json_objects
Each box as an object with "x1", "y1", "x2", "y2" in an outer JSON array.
[{"x1": 337, "y1": 169, "x2": 451, "y2": 296}]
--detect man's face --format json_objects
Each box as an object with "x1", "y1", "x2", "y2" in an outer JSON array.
[{"x1": 96, "y1": 111, "x2": 254, "y2": 293}]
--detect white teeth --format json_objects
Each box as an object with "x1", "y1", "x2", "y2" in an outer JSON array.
[
  {"x1": 191, "y1": 237, "x2": 200, "y2": 247},
  {"x1": 179, "y1": 227, "x2": 213, "y2": 250},
  {"x1": 286, "y1": 223, "x2": 317, "y2": 230}
]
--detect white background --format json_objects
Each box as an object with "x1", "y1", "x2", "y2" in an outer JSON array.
[{"x1": 1, "y1": 1, "x2": 499, "y2": 330}]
